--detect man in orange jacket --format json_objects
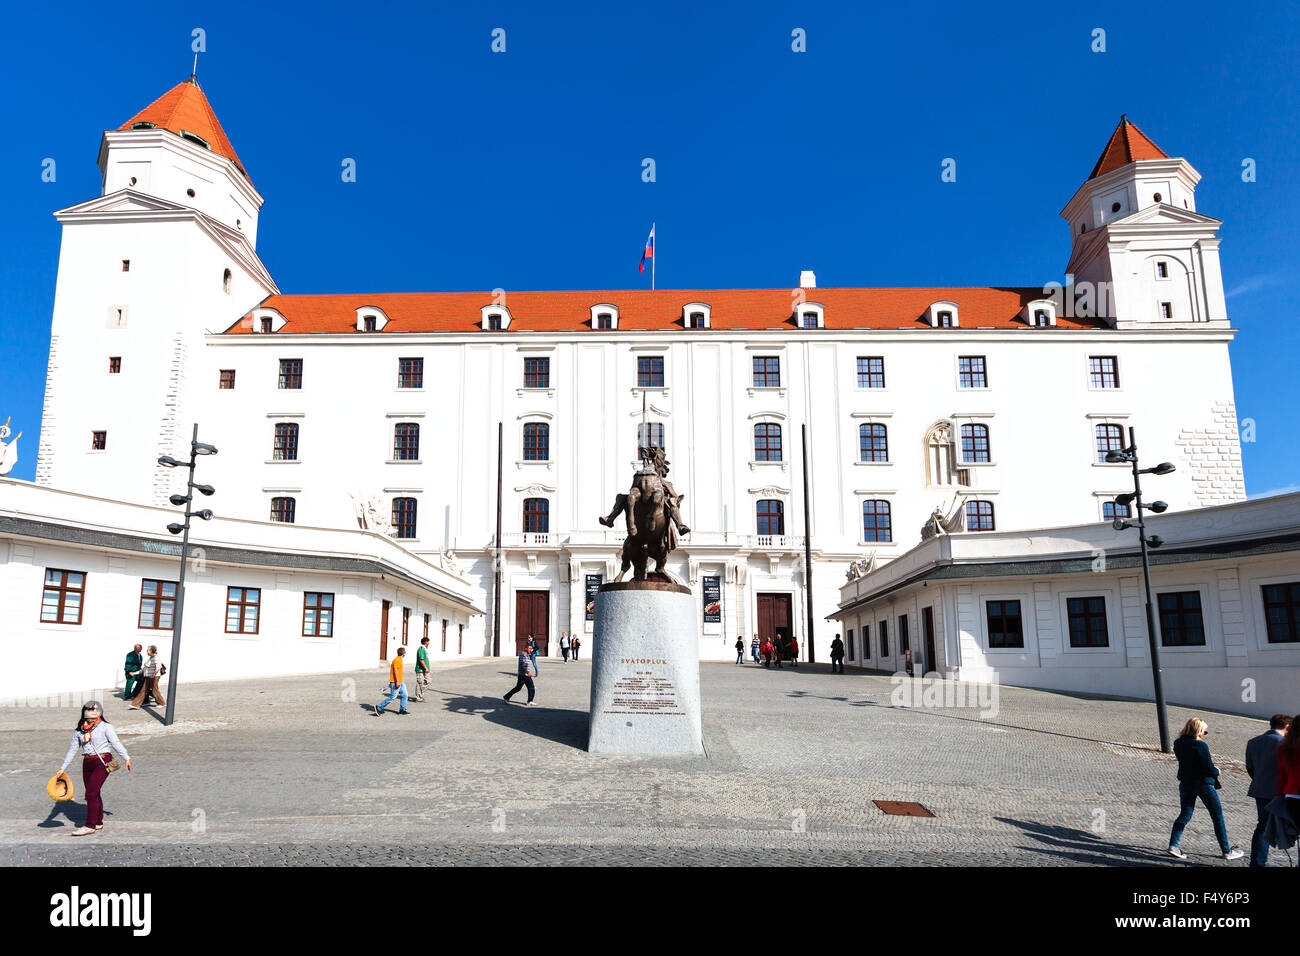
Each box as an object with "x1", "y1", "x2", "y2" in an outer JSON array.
[{"x1": 375, "y1": 646, "x2": 409, "y2": 716}]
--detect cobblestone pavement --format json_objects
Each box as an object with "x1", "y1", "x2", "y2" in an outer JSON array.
[{"x1": 0, "y1": 658, "x2": 1283, "y2": 866}]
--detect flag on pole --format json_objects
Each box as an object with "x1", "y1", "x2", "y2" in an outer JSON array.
[{"x1": 638, "y1": 224, "x2": 655, "y2": 274}]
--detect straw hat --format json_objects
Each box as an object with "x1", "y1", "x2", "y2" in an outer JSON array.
[{"x1": 47, "y1": 772, "x2": 74, "y2": 802}]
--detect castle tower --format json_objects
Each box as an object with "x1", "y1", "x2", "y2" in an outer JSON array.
[
  {"x1": 1060, "y1": 116, "x2": 1229, "y2": 328},
  {"x1": 35, "y1": 77, "x2": 277, "y2": 504}
]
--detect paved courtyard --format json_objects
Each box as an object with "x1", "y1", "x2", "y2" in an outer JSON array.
[{"x1": 0, "y1": 658, "x2": 1283, "y2": 866}]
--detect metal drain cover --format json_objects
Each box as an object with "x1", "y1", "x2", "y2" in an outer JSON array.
[{"x1": 873, "y1": 800, "x2": 935, "y2": 817}]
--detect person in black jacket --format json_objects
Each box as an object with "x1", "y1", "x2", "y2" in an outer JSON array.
[{"x1": 1168, "y1": 717, "x2": 1244, "y2": 861}]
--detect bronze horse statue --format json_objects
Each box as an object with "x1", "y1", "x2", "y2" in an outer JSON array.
[{"x1": 600, "y1": 447, "x2": 690, "y2": 582}]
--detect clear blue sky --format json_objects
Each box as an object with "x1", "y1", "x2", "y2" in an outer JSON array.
[{"x1": 1, "y1": 1, "x2": 1296, "y2": 493}]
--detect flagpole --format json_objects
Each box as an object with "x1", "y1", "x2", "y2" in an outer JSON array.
[{"x1": 651, "y1": 221, "x2": 656, "y2": 291}]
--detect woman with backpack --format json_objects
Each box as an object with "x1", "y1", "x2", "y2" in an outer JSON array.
[{"x1": 54, "y1": 700, "x2": 131, "y2": 836}]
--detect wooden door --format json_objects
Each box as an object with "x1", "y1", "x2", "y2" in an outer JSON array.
[
  {"x1": 515, "y1": 590, "x2": 550, "y2": 656},
  {"x1": 757, "y1": 593, "x2": 792, "y2": 646},
  {"x1": 923, "y1": 606, "x2": 937, "y2": 675},
  {"x1": 379, "y1": 600, "x2": 391, "y2": 661}
]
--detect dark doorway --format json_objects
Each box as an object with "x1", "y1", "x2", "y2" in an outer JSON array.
[
  {"x1": 899, "y1": 613, "x2": 912, "y2": 675},
  {"x1": 922, "y1": 606, "x2": 938, "y2": 674},
  {"x1": 757, "y1": 593, "x2": 793, "y2": 648},
  {"x1": 379, "y1": 600, "x2": 391, "y2": 661},
  {"x1": 515, "y1": 590, "x2": 550, "y2": 656}
]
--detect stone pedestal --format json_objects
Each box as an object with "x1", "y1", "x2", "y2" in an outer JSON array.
[{"x1": 588, "y1": 581, "x2": 703, "y2": 756}]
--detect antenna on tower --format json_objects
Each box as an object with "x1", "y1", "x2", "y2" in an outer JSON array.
[{"x1": 191, "y1": 52, "x2": 199, "y2": 84}]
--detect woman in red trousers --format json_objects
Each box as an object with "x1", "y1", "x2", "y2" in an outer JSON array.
[{"x1": 55, "y1": 701, "x2": 132, "y2": 836}]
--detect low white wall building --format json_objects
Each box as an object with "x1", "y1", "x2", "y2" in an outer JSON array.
[
  {"x1": 0, "y1": 479, "x2": 482, "y2": 700},
  {"x1": 829, "y1": 492, "x2": 1300, "y2": 719}
]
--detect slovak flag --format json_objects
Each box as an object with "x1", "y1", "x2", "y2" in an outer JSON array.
[{"x1": 638, "y1": 224, "x2": 655, "y2": 273}]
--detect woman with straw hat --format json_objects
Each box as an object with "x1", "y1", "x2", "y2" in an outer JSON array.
[{"x1": 54, "y1": 701, "x2": 132, "y2": 836}]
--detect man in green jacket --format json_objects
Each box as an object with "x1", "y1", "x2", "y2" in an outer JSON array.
[
  {"x1": 414, "y1": 636, "x2": 431, "y2": 702},
  {"x1": 122, "y1": 644, "x2": 143, "y2": 700}
]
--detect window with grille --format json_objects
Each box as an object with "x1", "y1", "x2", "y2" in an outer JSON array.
[
  {"x1": 272, "y1": 423, "x2": 299, "y2": 460},
  {"x1": 1089, "y1": 356, "x2": 1119, "y2": 389},
  {"x1": 278, "y1": 359, "x2": 303, "y2": 389},
  {"x1": 524, "y1": 357, "x2": 550, "y2": 388},
  {"x1": 138, "y1": 579, "x2": 177, "y2": 630},
  {"x1": 958, "y1": 356, "x2": 987, "y2": 388},
  {"x1": 91, "y1": 431, "x2": 107, "y2": 451},
  {"x1": 398, "y1": 357, "x2": 424, "y2": 389},
  {"x1": 1095, "y1": 423, "x2": 1124, "y2": 463},
  {"x1": 859, "y1": 423, "x2": 888, "y2": 462},
  {"x1": 1262, "y1": 582, "x2": 1300, "y2": 643},
  {"x1": 960, "y1": 423, "x2": 990, "y2": 462},
  {"x1": 965, "y1": 500, "x2": 995, "y2": 531},
  {"x1": 392, "y1": 497, "x2": 418, "y2": 539},
  {"x1": 487, "y1": 313, "x2": 503, "y2": 330},
  {"x1": 363, "y1": 315, "x2": 377, "y2": 332},
  {"x1": 394, "y1": 423, "x2": 420, "y2": 460},
  {"x1": 109, "y1": 357, "x2": 121, "y2": 374},
  {"x1": 637, "y1": 422, "x2": 664, "y2": 449},
  {"x1": 523, "y1": 498, "x2": 549, "y2": 533},
  {"x1": 219, "y1": 369, "x2": 236, "y2": 389},
  {"x1": 801, "y1": 312, "x2": 819, "y2": 329},
  {"x1": 1102, "y1": 500, "x2": 1131, "y2": 522},
  {"x1": 1033, "y1": 310, "x2": 1051, "y2": 327},
  {"x1": 303, "y1": 592, "x2": 334, "y2": 637},
  {"x1": 1158, "y1": 591, "x2": 1205, "y2": 646},
  {"x1": 260, "y1": 317, "x2": 273, "y2": 333},
  {"x1": 637, "y1": 356, "x2": 664, "y2": 387},
  {"x1": 756, "y1": 499, "x2": 784, "y2": 536},
  {"x1": 862, "y1": 499, "x2": 892, "y2": 543},
  {"x1": 856, "y1": 357, "x2": 885, "y2": 389},
  {"x1": 687, "y1": 312, "x2": 706, "y2": 328},
  {"x1": 596, "y1": 312, "x2": 614, "y2": 329},
  {"x1": 270, "y1": 496, "x2": 296, "y2": 523},
  {"x1": 523, "y1": 423, "x2": 549, "y2": 461},
  {"x1": 754, "y1": 423, "x2": 782, "y2": 462},
  {"x1": 752, "y1": 356, "x2": 781, "y2": 388},
  {"x1": 225, "y1": 587, "x2": 261, "y2": 634},
  {"x1": 937, "y1": 311, "x2": 954, "y2": 328},
  {"x1": 1067, "y1": 596, "x2": 1109, "y2": 647},
  {"x1": 41, "y1": 569, "x2": 85, "y2": 624},
  {"x1": 986, "y1": 600, "x2": 1024, "y2": 648}
]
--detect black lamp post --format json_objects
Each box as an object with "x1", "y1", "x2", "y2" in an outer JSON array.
[
  {"x1": 157, "y1": 424, "x2": 217, "y2": 726},
  {"x1": 1105, "y1": 425, "x2": 1175, "y2": 753}
]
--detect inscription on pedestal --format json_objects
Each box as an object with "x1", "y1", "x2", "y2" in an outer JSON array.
[{"x1": 605, "y1": 660, "x2": 685, "y2": 716}]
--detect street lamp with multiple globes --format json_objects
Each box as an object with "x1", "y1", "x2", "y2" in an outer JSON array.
[
  {"x1": 157, "y1": 424, "x2": 217, "y2": 726},
  {"x1": 1105, "y1": 425, "x2": 1176, "y2": 753}
]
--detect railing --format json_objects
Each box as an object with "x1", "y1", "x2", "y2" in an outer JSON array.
[{"x1": 496, "y1": 530, "x2": 805, "y2": 551}]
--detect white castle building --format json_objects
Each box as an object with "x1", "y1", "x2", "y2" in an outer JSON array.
[{"x1": 24, "y1": 78, "x2": 1246, "y2": 669}]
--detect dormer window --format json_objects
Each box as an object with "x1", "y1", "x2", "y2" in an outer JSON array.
[
  {"x1": 130, "y1": 122, "x2": 156, "y2": 130},
  {"x1": 682, "y1": 302, "x2": 711, "y2": 329},
  {"x1": 179, "y1": 130, "x2": 210, "y2": 150},
  {"x1": 589, "y1": 303, "x2": 619, "y2": 330},
  {"x1": 261, "y1": 317, "x2": 273, "y2": 334},
  {"x1": 796, "y1": 303, "x2": 825, "y2": 329},
  {"x1": 1034, "y1": 311, "x2": 1049, "y2": 327},
  {"x1": 1025, "y1": 299, "x2": 1057, "y2": 328},
  {"x1": 355, "y1": 307, "x2": 391, "y2": 332},
  {"x1": 251, "y1": 308, "x2": 288, "y2": 334},
  {"x1": 688, "y1": 313, "x2": 705, "y2": 328},
  {"x1": 363, "y1": 315, "x2": 377, "y2": 332},
  {"x1": 926, "y1": 301, "x2": 960, "y2": 328},
  {"x1": 480, "y1": 305, "x2": 512, "y2": 331},
  {"x1": 488, "y1": 313, "x2": 503, "y2": 330},
  {"x1": 938, "y1": 312, "x2": 954, "y2": 327}
]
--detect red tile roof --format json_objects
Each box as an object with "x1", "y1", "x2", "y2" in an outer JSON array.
[
  {"x1": 225, "y1": 287, "x2": 1108, "y2": 335},
  {"x1": 119, "y1": 77, "x2": 249, "y2": 182},
  {"x1": 1088, "y1": 116, "x2": 1168, "y2": 180}
]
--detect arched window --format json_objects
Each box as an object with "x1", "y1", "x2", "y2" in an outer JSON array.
[
  {"x1": 523, "y1": 498, "x2": 549, "y2": 534},
  {"x1": 394, "y1": 423, "x2": 420, "y2": 460},
  {"x1": 637, "y1": 422, "x2": 664, "y2": 449},
  {"x1": 523, "y1": 422, "x2": 550, "y2": 461},
  {"x1": 270, "y1": 496, "x2": 296, "y2": 523},
  {"x1": 756, "y1": 499, "x2": 784, "y2": 536},
  {"x1": 862, "y1": 499, "x2": 892, "y2": 543},
  {"x1": 960, "y1": 423, "x2": 991, "y2": 463},
  {"x1": 965, "y1": 500, "x2": 995, "y2": 531},
  {"x1": 222, "y1": 269, "x2": 232, "y2": 294},
  {"x1": 859, "y1": 423, "x2": 888, "y2": 462},
  {"x1": 924, "y1": 421, "x2": 969, "y2": 487},
  {"x1": 272, "y1": 422, "x2": 298, "y2": 460},
  {"x1": 392, "y1": 497, "x2": 418, "y2": 539},
  {"x1": 754, "y1": 423, "x2": 782, "y2": 462},
  {"x1": 1095, "y1": 423, "x2": 1125, "y2": 463}
]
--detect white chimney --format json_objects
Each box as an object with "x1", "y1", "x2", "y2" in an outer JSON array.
[{"x1": 799, "y1": 270, "x2": 816, "y2": 289}]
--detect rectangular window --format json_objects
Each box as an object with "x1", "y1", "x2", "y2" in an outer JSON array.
[
  {"x1": 965, "y1": 500, "x2": 995, "y2": 531},
  {"x1": 392, "y1": 497, "x2": 418, "y2": 539},
  {"x1": 1102, "y1": 500, "x2": 1131, "y2": 522},
  {"x1": 138, "y1": 579, "x2": 178, "y2": 630},
  {"x1": 303, "y1": 592, "x2": 334, "y2": 637},
  {"x1": 859, "y1": 423, "x2": 888, "y2": 462},
  {"x1": 637, "y1": 422, "x2": 664, "y2": 449},
  {"x1": 524, "y1": 357, "x2": 550, "y2": 389},
  {"x1": 862, "y1": 499, "x2": 892, "y2": 543},
  {"x1": 986, "y1": 600, "x2": 1024, "y2": 649},
  {"x1": 1156, "y1": 261, "x2": 1169, "y2": 279},
  {"x1": 937, "y1": 311, "x2": 954, "y2": 328},
  {"x1": 1089, "y1": 356, "x2": 1119, "y2": 389},
  {"x1": 270, "y1": 496, "x2": 296, "y2": 523},
  {"x1": 752, "y1": 356, "x2": 781, "y2": 388},
  {"x1": 108, "y1": 357, "x2": 122, "y2": 374},
  {"x1": 1262, "y1": 582, "x2": 1300, "y2": 644},
  {"x1": 879, "y1": 620, "x2": 889, "y2": 657},
  {"x1": 363, "y1": 315, "x2": 377, "y2": 332},
  {"x1": 225, "y1": 587, "x2": 261, "y2": 634},
  {"x1": 1158, "y1": 591, "x2": 1205, "y2": 647},
  {"x1": 958, "y1": 356, "x2": 987, "y2": 388},
  {"x1": 219, "y1": 369, "x2": 236, "y2": 389},
  {"x1": 637, "y1": 356, "x2": 664, "y2": 388},
  {"x1": 278, "y1": 358, "x2": 303, "y2": 389},
  {"x1": 1067, "y1": 596, "x2": 1109, "y2": 647},
  {"x1": 272, "y1": 423, "x2": 299, "y2": 460},
  {"x1": 856, "y1": 356, "x2": 885, "y2": 389},
  {"x1": 394, "y1": 423, "x2": 420, "y2": 460},
  {"x1": 398, "y1": 357, "x2": 424, "y2": 389},
  {"x1": 960, "y1": 423, "x2": 991, "y2": 463},
  {"x1": 522, "y1": 423, "x2": 549, "y2": 461},
  {"x1": 441, "y1": 618, "x2": 448, "y2": 652},
  {"x1": 1095, "y1": 423, "x2": 1125, "y2": 463},
  {"x1": 862, "y1": 624, "x2": 871, "y2": 659},
  {"x1": 1160, "y1": 302, "x2": 1173, "y2": 319},
  {"x1": 121, "y1": 260, "x2": 130, "y2": 272},
  {"x1": 523, "y1": 498, "x2": 549, "y2": 534},
  {"x1": 753, "y1": 423, "x2": 782, "y2": 462},
  {"x1": 41, "y1": 569, "x2": 85, "y2": 624},
  {"x1": 91, "y1": 431, "x2": 107, "y2": 451}
]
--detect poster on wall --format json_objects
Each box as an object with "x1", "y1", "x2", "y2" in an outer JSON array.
[
  {"x1": 702, "y1": 575, "x2": 721, "y2": 623},
  {"x1": 585, "y1": 574, "x2": 602, "y2": 620}
]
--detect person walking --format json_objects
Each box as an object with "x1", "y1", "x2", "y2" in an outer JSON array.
[
  {"x1": 761, "y1": 638, "x2": 774, "y2": 668},
  {"x1": 122, "y1": 644, "x2": 143, "y2": 701},
  {"x1": 128, "y1": 646, "x2": 166, "y2": 709},
  {"x1": 829, "y1": 634, "x2": 845, "y2": 674},
  {"x1": 55, "y1": 701, "x2": 131, "y2": 836},
  {"x1": 1280, "y1": 716, "x2": 1300, "y2": 830},
  {"x1": 773, "y1": 632, "x2": 785, "y2": 668},
  {"x1": 374, "y1": 647, "x2": 409, "y2": 716},
  {"x1": 788, "y1": 636, "x2": 800, "y2": 668},
  {"x1": 504, "y1": 644, "x2": 538, "y2": 705},
  {"x1": 560, "y1": 631, "x2": 571, "y2": 662},
  {"x1": 571, "y1": 635, "x2": 581, "y2": 660},
  {"x1": 1168, "y1": 717, "x2": 1244, "y2": 860},
  {"x1": 750, "y1": 634, "x2": 761, "y2": 665},
  {"x1": 1245, "y1": 713, "x2": 1291, "y2": 867},
  {"x1": 734, "y1": 637, "x2": 745, "y2": 664},
  {"x1": 413, "y1": 636, "x2": 431, "y2": 703}
]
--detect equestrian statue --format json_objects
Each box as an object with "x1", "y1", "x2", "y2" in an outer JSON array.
[{"x1": 599, "y1": 445, "x2": 690, "y2": 582}]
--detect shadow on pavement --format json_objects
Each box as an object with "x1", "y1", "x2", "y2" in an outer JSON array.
[
  {"x1": 995, "y1": 816, "x2": 1174, "y2": 866},
  {"x1": 37, "y1": 801, "x2": 88, "y2": 829},
  {"x1": 436, "y1": 691, "x2": 588, "y2": 750}
]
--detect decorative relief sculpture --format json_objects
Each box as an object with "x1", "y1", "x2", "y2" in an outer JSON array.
[
  {"x1": 349, "y1": 491, "x2": 394, "y2": 536},
  {"x1": 920, "y1": 492, "x2": 967, "y2": 540}
]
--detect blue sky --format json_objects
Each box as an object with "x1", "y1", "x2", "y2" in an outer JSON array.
[{"x1": 1, "y1": 1, "x2": 1296, "y2": 492}]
